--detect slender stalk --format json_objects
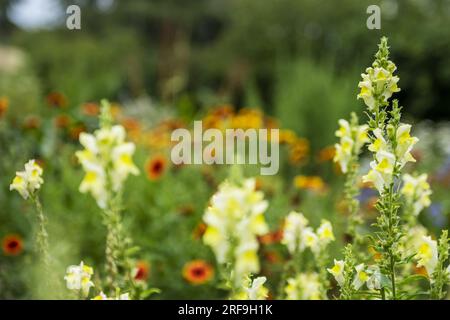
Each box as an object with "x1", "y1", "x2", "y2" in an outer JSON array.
[{"x1": 32, "y1": 195, "x2": 50, "y2": 271}]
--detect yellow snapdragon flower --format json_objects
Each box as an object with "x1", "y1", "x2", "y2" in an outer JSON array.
[
  {"x1": 357, "y1": 63, "x2": 400, "y2": 111},
  {"x1": 352, "y1": 263, "x2": 369, "y2": 290},
  {"x1": 64, "y1": 261, "x2": 94, "y2": 297},
  {"x1": 10, "y1": 159, "x2": 44, "y2": 199},
  {"x1": 233, "y1": 276, "x2": 268, "y2": 300},
  {"x1": 333, "y1": 119, "x2": 369, "y2": 173},
  {"x1": 401, "y1": 173, "x2": 432, "y2": 217},
  {"x1": 281, "y1": 211, "x2": 309, "y2": 254},
  {"x1": 416, "y1": 236, "x2": 438, "y2": 276},
  {"x1": 285, "y1": 273, "x2": 321, "y2": 300},
  {"x1": 76, "y1": 121, "x2": 139, "y2": 208},
  {"x1": 327, "y1": 259, "x2": 345, "y2": 286}
]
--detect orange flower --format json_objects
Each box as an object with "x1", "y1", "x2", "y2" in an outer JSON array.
[
  {"x1": 258, "y1": 229, "x2": 283, "y2": 245},
  {"x1": 46, "y1": 92, "x2": 67, "y2": 108},
  {"x1": 2, "y1": 234, "x2": 23, "y2": 256},
  {"x1": 69, "y1": 124, "x2": 86, "y2": 140},
  {"x1": 134, "y1": 261, "x2": 151, "y2": 282},
  {"x1": 23, "y1": 115, "x2": 41, "y2": 130},
  {"x1": 368, "y1": 246, "x2": 382, "y2": 262},
  {"x1": 413, "y1": 264, "x2": 428, "y2": 277},
  {"x1": 54, "y1": 114, "x2": 71, "y2": 129},
  {"x1": 0, "y1": 96, "x2": 9, "y2": 118},
  {"x1": 288, "y1": 138, "x2": 309, "y2": 165},
  {"x1": 264, "y1": 250, "x2": 282, "y2": 264},
  {"x1": 279, "y1": 129, "x2": 298, "y2": 145},
  {"x1": 182, "y1": 260, "x2": 214, "y2": 285},
  {"x1": 81, "y1": 102, "x2": 100, "y2": 116},
  {"x1": 294, "y1": 175, "x2": 326, "y2": 193},
  {"x1": 317, "y1": 145, "x2": 336, "y2": 163},
  {"x1": 145, "y1": 155, "x2": 167, "y2": 181}
]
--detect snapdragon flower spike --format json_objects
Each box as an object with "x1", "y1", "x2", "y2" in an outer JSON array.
[
  {"x1": 357, "y1": 38, "x2": 400, "y2": 111},
  {"x1": 10, "y1": 159, "x2": 44, "y2": 199},
  {"x1": 202, "y1": 178, "x2": 269, "y2": 283},
  {"x1": 75, "y1": 102, "x2": 139, "y2": 208}
]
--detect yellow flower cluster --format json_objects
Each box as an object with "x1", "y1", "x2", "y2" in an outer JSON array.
[
  {"x1": 401, "y1": 173, "x2": 432, "y2": 217},
  {"x1": 10, "y1": 159, "x2": 44, "y2": 200},
  {"x1": 363, "y1": 124, "x2": 419, "y2": 194},
  {"x1": 334, "y1": 119, "x2": 369, "y2": 173},
  {"x1": 76, "y1": 122, "x2": 139, "y2": 208},
  {"x1": 233, "y1": 276, "x2": 268, "y2": 300},
  {"x1": 64, "y1": 261, "x2": 94, "y2": 297},
  {"x1": 281, "y1": 211, "x2": 335, "y2": 256},
  {"x1": 357, "y1": 60, "x2": 400, "y2": 111},
  {"x1": 285, "y1": 273, "x2": 321, "y2": 300},
  {"x1": 202, "y1": 178, "x2": 269, "y2": 282}
]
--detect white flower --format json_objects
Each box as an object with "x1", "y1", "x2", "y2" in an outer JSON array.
[
  {"x1": 352, "y1": 263, "x2": 369, "y2": 290},
  {"x1": 10, "y1": 160, "x2": 44, "y2": 199},
  {"x1": 333, "y1": 119, "x2": 369, "y2": 173},
  {"x1": 282, "y1": 211, "x2": 309, "y2": 254},
  {"x1": 416, "y1": 236, "x2": 438, "y2": 276},
  {"x1": 327, "y1": 259, "x2": 345, "y2": 286},
  {"x1": 302, "y1": 227, "x2": 319, "y2": 253},
  {"x1": 245, "y1": 277, "x2": 268, "y2": 300},
  {"x1": 362, "y1": 150, "x2": 396, "y2": 193},
  {"x1": 366, "y1": 265, "x2": 382, "y2": 290},
  {"x1": 92, "y1": 291, "x2": 130, "y2": 300},
  {"x1": 401, "y1": 173, "x2": 432, "y2": 217},
  {"x1": 64, "y1": 261, "x2": 94, "y2": 297},
  {"x1": 357, "y1": 64, "x2": 400, "y2": 110},
  {"x1": 395, "y1": 124, "x2": 419, "y2": 166},
  {"x1": 285, "y1": 273, "x2": 321, "y2": 300},
  {"x1": 317, "y1": 220, "x2": 335, "y2": 246}
]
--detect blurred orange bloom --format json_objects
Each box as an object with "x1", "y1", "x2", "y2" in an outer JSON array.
[
  {"x1": 23, "y1": 115, "x2": 41, "y2": 130},
  {"x1": 145, "y1": 155, "x2": 167, "y2": 181},
  {"x1": 54, "y1": 114, "x2": 71, "y2": 129},
  {"x1": 182, "y1": 260, "x2": 214, "y2": 285},
  {"x1": 0, "y1": 96, "x2": 9, "y2": 118},
  {"x1": 288, "y1": 139, "x2": 309, "y2": 165},
  {"x1": 81, "y1": 102, "x2": 100, "y2": 116},
  {"x1": 264, "y1": 250, "x2": 283, "y2": 264},
  {"x1": 368, "y1": 246, "x2": 382, "y2": 262},
  {"x1": 278, "y1": 129, "x2": 298, "y2": 145},
  {"x1": 317, "y1": 145, "x2": 336, "y2": 163},
  {"x1": 134, "y1": 261, "x2": 151, "y2": 282},
  {"x1": 294, "y1": 175, "x2": 326, "y2": 193},
  {"x1": 46, "y1": 92, "x2": 67, "y2": 108},
  {"x1": 258, "y1": 229, "x2": 283, "y2": 245},
  {"x1": 2, "y1": 234, "x2": 23, "y2": 256},
  {"x1": 69, "y1": 124, "x2": 86, "y2": 140}
]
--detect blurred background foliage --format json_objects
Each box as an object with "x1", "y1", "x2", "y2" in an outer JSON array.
[{"x1": 0, "y1": 0, "x2": 449, "y2": 299}]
